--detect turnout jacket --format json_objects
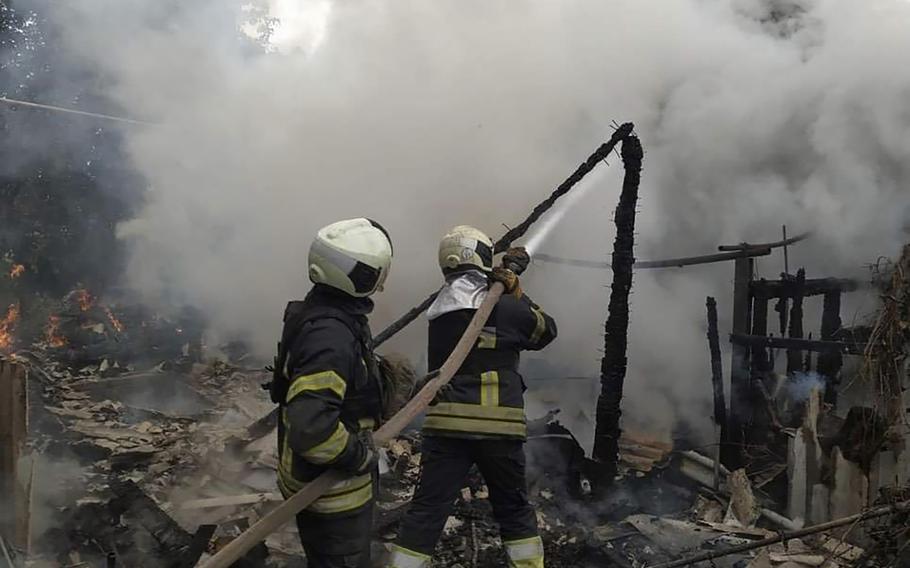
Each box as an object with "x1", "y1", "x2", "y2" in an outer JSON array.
[
  {"x1": 423, "y1": 289, "x2": 557, "y2": 440},
  {"x1": 275, "y1": 285, "x2": 382, "y2": 516}
]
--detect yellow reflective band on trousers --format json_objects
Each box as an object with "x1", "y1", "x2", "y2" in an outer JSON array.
[
  {"x1": 301, "y1": 422, "x2": 349, "y2": 464},
  {"x1": 278, "y1": 471, "x2": 373, "y2": 515},
  {"x1": 480, "y1": 371, "x2": 499, "y2": 406},
  {"x1": 286, "y1": 370, "x2": 346, "y2": 403},
  {"x1": 504, "y1": 536, "x2": 545, "y2": 568},
  {"x1": 424, "y1": 401, "x2": 526, "y2": 438},
  {"x1": 387, "y1": 544, "x2": 431, "y2": 568},
  {"x1": 529, "y1": 307, "x2": 546, "y2": 344}
]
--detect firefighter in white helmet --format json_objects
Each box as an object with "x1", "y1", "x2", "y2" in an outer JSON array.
[
  {"x1": 270, "y1": 218, "x2": 392, "y2": 568},
  {"x1": 389, "y1": 225, "x2": 557, "y2": 568}
]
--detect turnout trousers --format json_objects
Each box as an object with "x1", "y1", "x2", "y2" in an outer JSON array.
[
  {"x1": 389, "y1": 436, "x2": 544, "y2": 568},
  {"x1": 296, "y1": 500, "x2": 373, "y2": 568}
]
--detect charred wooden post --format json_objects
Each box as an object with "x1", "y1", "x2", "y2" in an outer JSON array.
[
  {"x1": 592, "y1": 133, "x2": 643, "y2": 485},
  {"x1": 775, "y1": 297, "x2": 789, "y2": 337},
  {"x1": 817, "y1": 291, "x2": 843, "y2": 405},
  {"x1": 0, "y1": 359, "x2": 29, "y2": 551},
  {"x1": 751, "y1": 288, "x2": 771, "y2": 376},
  {"x1": 786, "y1": 269, "x2": 806, "y2": 376},
  {"x1": 727, "y1": 256, "x2": 754, "y2": 469},
  {"x1": 705, "y1": 297, "x2": 729, "y2": 478}
]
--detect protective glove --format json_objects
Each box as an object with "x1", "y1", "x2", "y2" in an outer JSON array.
[
  {"x1": 502, "y1": 246, "x2": 531, "y2": 275},
  {"x1": 490, "y1": 266, "x2": 522, "y2": 296},
  {"x1": 349, "y1": 430, "x2": 379, "y2": 475}
]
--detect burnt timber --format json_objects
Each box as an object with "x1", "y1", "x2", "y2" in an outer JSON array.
[{"x1": 592, "y1": 132, "x2": 643, "y2": 484}]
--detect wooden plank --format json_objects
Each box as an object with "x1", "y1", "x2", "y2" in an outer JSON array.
[{"x1": 729, "y1": 334, "x2": 867, "y2": 355}]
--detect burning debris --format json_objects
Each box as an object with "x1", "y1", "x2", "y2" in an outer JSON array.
[
  {"x1": 0, "y1": 303, "x2": 20, "y2": 352},
  {"x1": 9, "y1": 264, "x2": 24, "y2": 279}
]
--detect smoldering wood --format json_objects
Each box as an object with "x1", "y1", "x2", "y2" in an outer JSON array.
[
  {"x1": 648, "y1": 499, "x2": 910, "y2": 568},
  {"x1": 179, "y1": 525, "x2": 217, "y2": 568},
  {"x1": 592, "y1": 133, "x2": 643, "y2": 483},
  {"x1": 373, "y1": 124, "x2": 635, "y2": 347},
  {"x1": 705, "y1": 298, "x2": 729, "y2": 472},
  {"x1": 727, "y1": 256, "x2": 754, "y2": 470},
  {"x1": 729, "y1": 334, "x2": 868, "y2": 355},
  {"x1": 817, "y1": 291, "x2": 844, "y2": 405},
  {"x1": 717, "y1": 230, "x2": 812, "y2": 252},
  {"x1": 786, "y1": 269, "x2": 807, "y2": 376},
  {"x1": 532, "y1": 246, "x2": 772, "y2": 270}
]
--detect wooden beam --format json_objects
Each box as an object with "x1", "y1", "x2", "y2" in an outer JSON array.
[
  {"x1": 750, "y1": 277, "x2": 861, "y2": 298},
  {"x1": 729, "y1": 334, "x2": 867, "y2": 355},
  {"x1": 532, "y1": 246, "x2": 771, "y2": 271}
]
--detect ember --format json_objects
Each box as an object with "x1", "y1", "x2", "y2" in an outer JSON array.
[
  {"x1": 75, "y1": 289, "x2": 95, "y2": 311},
  {"x1": 0, "y1": 302, "x2": 20, "y2": 350},
  {"x1": 9, "y1": 264, "x2": 25, "y2": 279},
  {"x1": 104, "y1": 306, "x2": 125, "y2": 333},
  {"x1": 45, "y1": 315, "x2": 67, "y2": 348}
]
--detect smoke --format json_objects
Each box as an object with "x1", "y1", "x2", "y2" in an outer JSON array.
[{"x1": 15, "y1": 0, "x2": 910, "y2": 442}]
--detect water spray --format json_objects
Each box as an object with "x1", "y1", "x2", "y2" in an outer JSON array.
[{"x1": 523, "y1": 164, "x2": 609, "y2": 256}]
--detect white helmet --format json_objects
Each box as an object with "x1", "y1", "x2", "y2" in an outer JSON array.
[
  {"x1": 308, "y1": 218, "x2": 393, "y2": 297},
  {"x1": 438, "y1": 225, "x2": 494, "y2": 275}
]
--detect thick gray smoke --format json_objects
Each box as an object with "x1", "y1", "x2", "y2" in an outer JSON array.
[{"x1": 31, "y1": 0, "x2": 910, "y2": 440}]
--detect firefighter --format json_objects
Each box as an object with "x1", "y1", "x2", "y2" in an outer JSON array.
[
  {"x1": 271, "y1": 217, "x2": 393, "y2": 568},
  {"x1": 388, "y1": 225, "x2": 557, "y2": 568}
]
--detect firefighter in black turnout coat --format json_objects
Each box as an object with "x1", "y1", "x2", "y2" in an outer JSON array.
[
  {"x1": 272, "y1": 218, "x2": 393, "y2": 568},
  {"x1": 389, "y1": 226, "x2": 557, "y2": 568}
]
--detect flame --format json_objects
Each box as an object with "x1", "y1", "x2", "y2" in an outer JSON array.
[
  {"x1": 9, "y1": 264, "x2": 25, "y2": 279},
  {"x1": 44, "y1": 315, "x2": 67, "y2": 348},
  {"x1": 0, "y1": 303, "x2": 21, "y2": 351},
  {"x1": 104, "y1": 307, "x2": 124, "y2": 333},
  {"x1": 75, "y1": 289, "x2": 94, "y2": 311}
]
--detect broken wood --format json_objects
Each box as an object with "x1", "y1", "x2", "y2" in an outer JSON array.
[
  {"x1": 197, "y1": 282, "x2": 507, "y2": 568},
  {"x1": 592, "y1": 134, "x2": 643, "y2": 484},
  {"x1": 648, "y1": 499, "x2": 910, "y2": 568},
  {"x1": 372, "y1": 124, "x2": 635, "y2": 347},
  {"x1": 718, "y1": 231, "x2": 812, "y2": 252}
]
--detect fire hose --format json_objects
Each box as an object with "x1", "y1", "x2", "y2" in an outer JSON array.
[{"x1": 197, "y1": 282, "x2": 507, "y2": 568}]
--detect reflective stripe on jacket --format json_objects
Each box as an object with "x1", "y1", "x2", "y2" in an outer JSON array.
[
  {"x1": 423, "y1": 291, "x2": 556, "y2": 440},
  {"x1": 275, "y1": 285, "x2": 382, "y2": 516}
]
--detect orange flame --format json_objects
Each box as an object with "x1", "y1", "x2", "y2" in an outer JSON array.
[
  {"x1": 104, "y1": 307, "x2": 124, "y2": 333},
  {"x1": 75, "y1": 289, "x2": 94, "y2": 312},
  {"x1": 0, "y1": 303, "x2": 21, "y2": 351},
  {"x1": 44, "y1": 315, "x2": 67, "y2": 348},
  {"x1": 9, "y1": 264, "x2": 25, "y2": 279}
]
